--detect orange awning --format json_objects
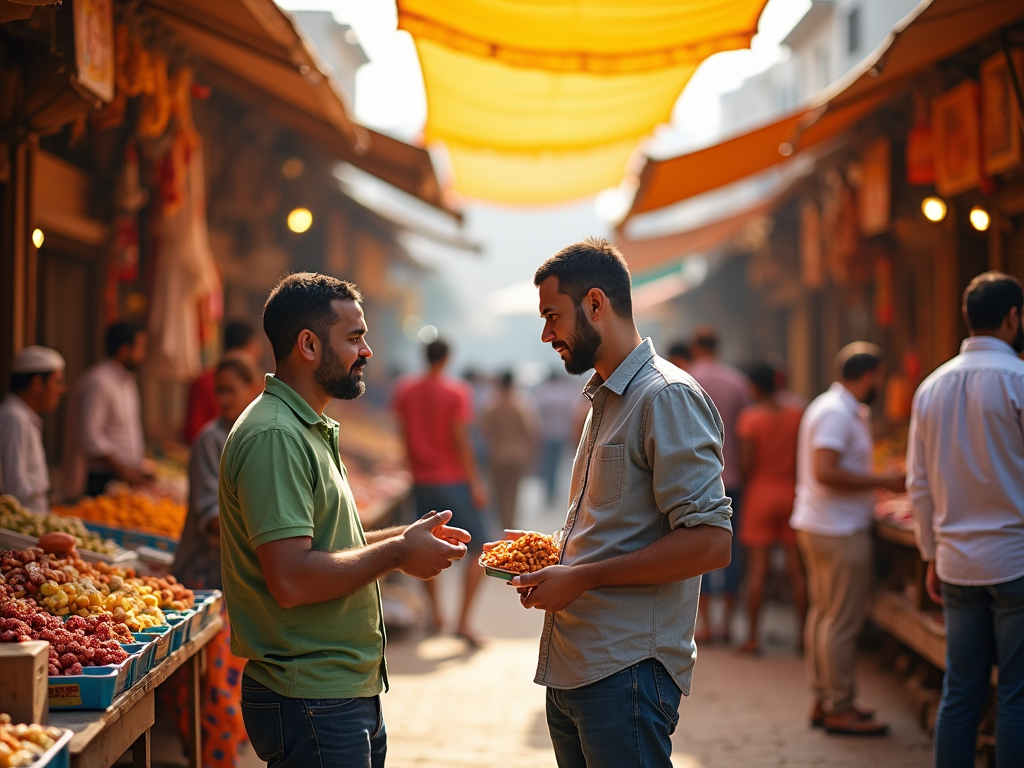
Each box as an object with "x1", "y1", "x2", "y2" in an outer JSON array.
[
  {"x1": 627, "y1": 0, "x2": 1024, "y2": 220},
  {"x1": 398, "y1": 0, "x2": 768, "y2": 204},
  {"x1": 145, "y1": 0, "x2": 452, "y2": 214}
]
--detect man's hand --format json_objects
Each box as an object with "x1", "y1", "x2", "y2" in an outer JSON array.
[
  {"x1": 512, "y1": 565, "x2": 589, "y2": 613},
  {"x1": 481, "y1": 530, "x2": 528, "y2": 553},
  {"x1": 880, "y1": 472, "x2": 907, "y2": 494},
  {"x1": 429, "y1": 510, "x2": 471, "y2": 547},
  {"x1": 398, "y1": 510, "x2": 468, "y2": 580},
  {"x1": 925, "y1": 560, "x2": 943, "y2": 605}
]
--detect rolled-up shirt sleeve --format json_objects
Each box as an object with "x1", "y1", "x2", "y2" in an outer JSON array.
[
  {"x1": 645, "y1": 383, "x2": 732, "y2": 532},
  {"x1": 907, "y1": 391, "x2": 936, "y2": 562}
]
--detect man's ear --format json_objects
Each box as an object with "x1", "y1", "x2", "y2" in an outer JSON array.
[
  {"x1": 295, "y1": 329, "x2": 318, "y2": 363},
  {"x1": 586, "y1": 288, "x2": 608, "y2": 320}
]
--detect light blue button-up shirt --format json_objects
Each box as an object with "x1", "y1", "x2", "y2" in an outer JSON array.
[
  {"x1": 535, "y1": 339, "x2": 733, "y2": 694},
  {"x1": 908, "y1": 336, "x2": 1024, "y2": 586}
]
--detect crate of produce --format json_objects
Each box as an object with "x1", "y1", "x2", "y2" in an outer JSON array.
[
  {"x1": 80, "y1": 522, "x2": 178, "y2": 554},
  {"x1": 0, "y1": 720, "x2": 74, "y2": 768},
  {"x1": 163, "y1": 615, "x2": 188, "y2": 653},
  {"x1": 135, "y1": 624, "x2": 172, "y2": 664},
  {"x1": 122, "y1": 639, "x2": 156, "y2": 687},
  {"x1": 191, "y1": 591, "x2": 222, "y2": 630},
  {"x1": 0, "y1": 494, "x2": 132, "y2": 565},
  {"x1": 47, "y1": 653, "x2": 132, "y2": 711},
  {"x1": 163, "y1": 610, "x2": 198, "y2": 644}
]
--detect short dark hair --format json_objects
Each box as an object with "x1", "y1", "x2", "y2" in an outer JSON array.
[
  {"x1": 224, "y1": 321, "x2": 257, "y2": 352},
  {"x1": 835, "y1": 342, "x2": 883, "y2": 381},
  {"x1": 263, "y1": 273, "x2": 363, "y2": 363},
  {"x1": 667, "y1": 341, "x2": 692, "y2": 361},
  {"x1": 105, "y1": 322, "x2": 143, "y2": 358},
  {"x1": 963, "y1": 271, "x2": 1023, "y2": 332},
  {"x1": 747, "y1": 362, "x2": 777, "y2": 395},
  {"x1": 9, "y1": 371, "x2": 52, "y2": 394},
  {"x1": 533, "y1": 236, "x2": 633, "y2": 318},
  {"x1": 692, "y1": 326, "x2": 718, "y2": 354},
  {"x1": 216, "y1": 356, "x2": 258, "y2": 386},
  {"x1": 425, "y1": 339, "x2": 449, "y2": 365}
]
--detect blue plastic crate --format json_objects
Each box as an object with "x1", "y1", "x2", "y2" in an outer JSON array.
[
  {"x1": 26, "y1": 727, "x2": 73, "y2": 768},
  {"x1": 163, "y1": 610, "x2": 198, "y2": 643},
  {"x1": 122, "y1": 639, "x2": 156, "y2": 686},
  {"x1": 164, "y1": 615, "x2": 187, "y2": 653},
  {"x1": 80, "y1": 522, "x2": 178, "y2": 553},
  {"x1": 135, "y1": 624, "x2": 172, "y2": 663}
]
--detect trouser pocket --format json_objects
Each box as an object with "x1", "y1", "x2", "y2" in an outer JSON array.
[{"x1": 651, "y1": 661, "x2": 682, "y2": 735}]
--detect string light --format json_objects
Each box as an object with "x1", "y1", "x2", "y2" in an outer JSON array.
[
  {"x1": 921, "y1": 196, "x2": 947, "y2": 222},
  {"x1": 969, "y1": 206, "x2": 990, "y2": 232},
  {"x1": 31, "y1": 228, "x2": 44, "y2": 248},
  {"x1": 287, "y1": 208, "x2": 313, "y2": 233}
]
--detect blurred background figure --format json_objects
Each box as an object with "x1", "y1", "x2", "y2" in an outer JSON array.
[
  {"x1": 736, "y1": 361, "x2": 806, "y2": 655},
  {"x1": 481, "y1": 370, "x2": 539, "y2": 528},
  {"x1": 666, "y1": 340, "x2": 693, "y2": 371},
  {"x1": 688, "y1": 325, "x2": 752, "y2": 644},
  {"x1": 0, "y1": 346, "x2": 67, "y2": 511},
  {"x1": 64, "y1": 322, "x2": 152, "y2": 499},
  {"x1": 183, "y1": 320, "x2": 264, "y2": 444},
  {"x1": 393, "y1": 339, "x2": 489, "y2": 645},
  {"x1": 462, "y1": 368, "x2": 492, "y2": 486},
  {"x1": 532, "y1": 368, "x2": 580, "y2": 506},
  {"x1": 169, "y1": 355, "x2": 264, "y2": 768}
]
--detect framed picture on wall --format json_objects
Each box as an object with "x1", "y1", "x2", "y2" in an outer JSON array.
[
  {"x1": 932, "y1": 81, "x2": 982, "y2": 196},
  {"x1": 981, "y1": 50, "x2": 1023, "y2": 176},
  {"x1": 73, "y1": 0, "x2": 115, "y2": 103}
]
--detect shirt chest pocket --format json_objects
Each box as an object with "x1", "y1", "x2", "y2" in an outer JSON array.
[{"x1": 588, "y1": 443, "x2": 624, "y2": 507}]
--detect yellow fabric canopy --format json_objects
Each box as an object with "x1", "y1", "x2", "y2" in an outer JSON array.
[{"x1": 398, "y1": 0, "x2": 768, "y2": 204}]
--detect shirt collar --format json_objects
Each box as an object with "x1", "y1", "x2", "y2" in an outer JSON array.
[
  {"x1": 828, "y1": 381, "x2": 861, "y2": 413},
  {"x1": 583, "y1": 338, "x2": 656, "y2": 399},
  {"x1": 100, "y1": 357, "x2": 135, "y2": 382},
  {"x1": 263, "y1": 374, "x2": 328, "y2": 428},
  {"x1": 4, "y1": 394, "x2": 43, "y2": 429},
  {"x1": 960, "y1": 335, "x2": 1021, "y2": 356}
]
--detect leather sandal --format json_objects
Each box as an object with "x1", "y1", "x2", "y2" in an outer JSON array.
[
  {"x1": 823, "y1": 710, "x2": 889, "y2": 736},
  {"x1": 810, "y1": 703, "x2": 876, "y2": 728}
]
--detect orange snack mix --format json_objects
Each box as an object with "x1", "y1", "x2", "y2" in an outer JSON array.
[
  {"x1": 54, "y1": 490, "x2": 185, "y2": 539},
  {"x1": 480, "y1": 532, "x2": 560, "y2": 574}
]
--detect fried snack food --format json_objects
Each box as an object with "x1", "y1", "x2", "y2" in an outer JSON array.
[
  {"x1": 479, "y1": 532, "x2": 560, "y2": 574},
  {"x1": 0, "y1": 713, "x2": 65, "y2": 767}
]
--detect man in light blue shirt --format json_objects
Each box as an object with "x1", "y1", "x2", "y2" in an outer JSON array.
[{"x1": 908, "y1": 271, "x2": 1024, "y2": 768}]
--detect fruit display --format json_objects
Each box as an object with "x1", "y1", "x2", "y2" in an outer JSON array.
[
  {"x1": 0, "y1": 602, "x2": 130, "y2": 675},
  {"x1": 0, "y1": 714, "x2": 65, "y2": 767},
  {"x1": 0, "y1": 494, "x2": 118, "y2": 556},
  {"x1": 54, "y1": 489, "x2": 186, "y2": 539},
  {"x1": 0, "y1": 547, "x2": 168, "y2": 631},
  {"x1": 480, "y1": 532, "x2": 561, "y2": 575}
]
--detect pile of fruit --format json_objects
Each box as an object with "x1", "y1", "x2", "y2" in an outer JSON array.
[
  {"x1": 0, "y1": 602, "x2": 131, "y2": 675},
  {"x1": 0, "y1": 547, "x2": 171, "y2": 631},
  {"x1": 0, "y1": 714, "x2": 65, "y2": 767},
  {"x1": 54, "y1": 489, "x2": 186, "y2": 539},
  {"x1": 0, "y1": 494, "x2": 118, "y2": 556},
  {"x1": 480, "y1": 532, "x2": 561, "y2": 574}
]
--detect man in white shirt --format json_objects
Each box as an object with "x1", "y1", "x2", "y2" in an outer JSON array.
[
  {"x1": 69, "y1": 323, "x2": 152, "y2": 498},
  {"x1": 791, "y1": 342, "x2": 905, "y2": 735},
  {"x1": 907, "y1": 271, "x2": 1024, "y2": 768},
  {"x1": 0, "y1": 346, "x2": 67, "y2": 511}
]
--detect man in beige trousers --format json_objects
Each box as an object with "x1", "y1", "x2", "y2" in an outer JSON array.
[{"x1": 790, "y1": 343, "x2": 905, "y2": 735}]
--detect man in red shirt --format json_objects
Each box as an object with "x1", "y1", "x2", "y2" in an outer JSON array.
[
  {"x1": 393, "y1": 339, "x2": 489, "y2": 644},
  {"x1": 183, "y1": 321, "x2": 264, "y2": 443}
]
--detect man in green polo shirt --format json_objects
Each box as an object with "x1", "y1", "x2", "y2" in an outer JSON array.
[{"x1": 220, "y1": 273, "x2": 470, "y2": 768}]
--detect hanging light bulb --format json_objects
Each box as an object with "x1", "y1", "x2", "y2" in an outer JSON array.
[
  {"x1": 31, "y1": 228, "x2": 44, "y2": 248},
  {"x1": 921, "y1": 196, "x2": 947, "y2": 222},
  {"x1": 287, "y1": 208, "x2": 313, "y2": 233},
  {"x1": 969, "y1": 206, "x2": 990, "y2": 232}
]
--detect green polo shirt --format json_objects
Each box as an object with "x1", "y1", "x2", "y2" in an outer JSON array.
[{"x1": 219, "y1": 375, "x2": 386, "y2": 698}]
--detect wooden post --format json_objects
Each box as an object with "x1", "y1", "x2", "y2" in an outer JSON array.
[
  {"x1": 185, "y1": 651, "x2": 202, "y2": 768},
  {"x1": 131, "y1": 729, "x2": 151, "y2": 768},
  {"x1": 1, "y1": 139, "x2": 36, "y2": 383}
]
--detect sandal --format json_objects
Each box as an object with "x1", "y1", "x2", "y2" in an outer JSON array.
[
  {"x1": 810, "y1": 703, "x2": 875, "y2": 728},
  {"x1": 823, "y1": 711, "x2": 889, "y2": 736}
]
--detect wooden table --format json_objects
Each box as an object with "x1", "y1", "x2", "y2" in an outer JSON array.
[{"x1": 50, "y1": 616, "x2": 223, "y2": 768}]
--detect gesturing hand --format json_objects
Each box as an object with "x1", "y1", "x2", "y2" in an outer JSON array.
[
  {"x1": 428, "y1": 509, "x2": 471, "y2": 547},
  {"x1": 481, "y1": 530, "x2": 528, "y2": 553},
  {"x1": 511, "y1": 565, "x2": 588, "y2": 613},
  {"x1": 399, "y1": 511, "x2": 468, "y2": 580}
]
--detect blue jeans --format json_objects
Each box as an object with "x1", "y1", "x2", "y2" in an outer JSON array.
[
  {"x1": 546, "y1": 659, "x2": 681, "y2": 768},
  {"x1": 935, "y1": 575, "x2": 1024, "y2": 768},
  {"x1": 240, "y1": 673, "x2": 386, "y2": 768},
  {"x1": 540, "y1": 438, "x2": 565, "y2": 501}
]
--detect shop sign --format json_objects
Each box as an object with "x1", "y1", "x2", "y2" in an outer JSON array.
[
  {"x1": 73, "y1": 0, "x2": 115, "y2": 103},
  {"x1": 932, "y1": 81, "x2": 983, "y2": 197},
  {"x1": 980, "y1": 50, "x2": 1023, "y2": 177},
  {"x1": 859, "y1": 137, "x2": 891, "y2": 236},
  {"x1": 906, "y1": 93, "x2": 934, "y2": 185}
]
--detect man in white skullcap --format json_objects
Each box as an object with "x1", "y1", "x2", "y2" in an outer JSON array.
[{"x1": 0, "y1": 346, "x2": 67, "y2": 511}]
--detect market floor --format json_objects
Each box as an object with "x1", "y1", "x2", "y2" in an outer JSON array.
[{"x1": 133, "y1": 477, "x2": 934, "y2": 767}]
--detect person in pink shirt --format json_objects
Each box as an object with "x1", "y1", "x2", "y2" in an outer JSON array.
[
  {"x1": 687, "y1": 326, "x2": 752, "y2": 644},
  {"x1": 393, "y1": 339, "x2": 489, "y2": 645}
]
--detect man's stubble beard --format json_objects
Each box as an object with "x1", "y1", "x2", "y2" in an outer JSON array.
[
  {"x1": 315, "y1": 343, "x2": 366, "y2": 401},
  {"x1": 559, "y1": 304, "x2": 602, "y2": 376}
]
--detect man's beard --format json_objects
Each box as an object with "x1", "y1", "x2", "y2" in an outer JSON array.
[
  {"x1": 315, "y1": 344, "x2": 366, "y2": 400},
  {"x1": 555, "y1": 305, "x2": 602, "y2": 375},
  {"x1": 1013, "y1": 320, "x2": 1024, "y2": 354},
  {"x1": 861, "y1": 386, "x2": 878, "y2": 406}
]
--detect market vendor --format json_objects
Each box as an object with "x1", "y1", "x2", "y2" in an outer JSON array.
[
  {"x1": 65, "y1": 322, "x2": 152, "y2": 498},
  {"x1": 0, "y1": 345, "x2": 67, "y2": 511},
  {"x1": 220, "y1": 273, "x2": 470, "y2": 767}
]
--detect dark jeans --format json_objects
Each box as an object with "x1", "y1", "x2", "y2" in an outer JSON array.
[
  {"x1": 935, "y1": 575, "x2": 1024, "y2": 768},
  {"x1": 546, "y1": 659, "x2": 681, "y2": 768},
  {"x1": 240, "y1": 673, "x2": 386, "y2": 768},
  {"x1": 85, "y1": 471, "x2": 117, "y2": 497},
  {"x1": 539, "y1": 438, "x2": 565, "y2": 502}
]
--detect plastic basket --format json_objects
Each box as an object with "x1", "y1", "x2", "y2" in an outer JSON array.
[
  {"x1": 48, "y1": 654, "x2": 132, "y2": 710},
  {"x1": 80, "y1": 522, "x2": 178, "y2": 553},
  {"x1": 25, "y1": 727, "x2": 73, "y2": 768}
]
